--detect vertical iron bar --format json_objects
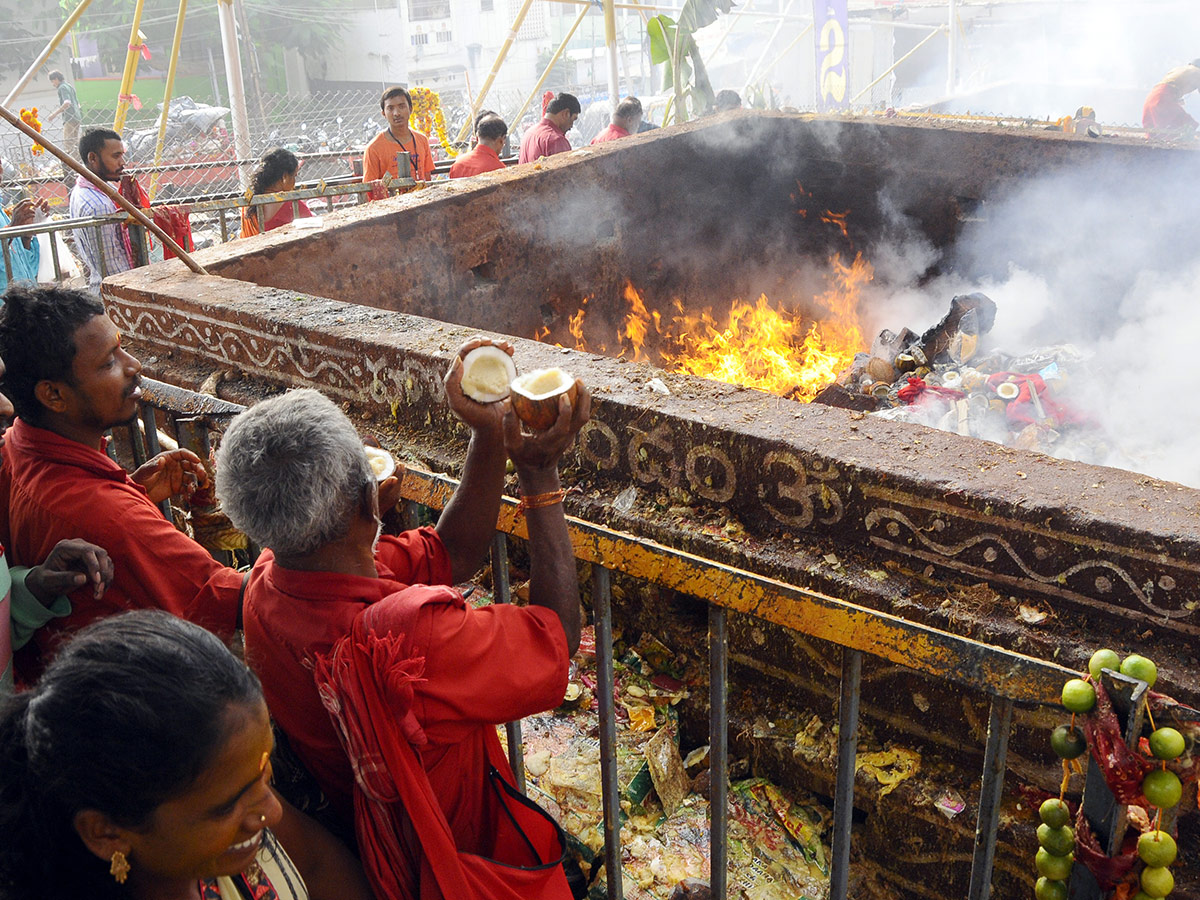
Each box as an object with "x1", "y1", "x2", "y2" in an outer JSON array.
[
  {"x1": 219, "y1": 209, "x2": 229, "y2": 242},
  {"x1": 830, "y1": 648, "x2": 863, "y2": 900},
  {"x1": 490, "y1": 532, "x2": 525, "y2": 793},
  {"x1": 592, "y1": 565, "x2": 623, "y2": 900},
  {"x1": 709, "y1": 603, "x2": 728, "y2": 900},
  {"x1": 1, "y1": 236, "x2": 12, "y2": 280},
  {"x1": 49, "y1": 229, "x2": 62, "y2": 281},
  {"x1": 94, "y1": 224, "x2": 107, "y2": 278},
  {"x1": 967, "y1": 696, "x2": 1014, "y2": 900},
  {"x1": 291, "y1": 199, "x2": 299, "y2": 220},
  {"x1": 140, "y1": 404, "x2": 172, "y2": 519}
]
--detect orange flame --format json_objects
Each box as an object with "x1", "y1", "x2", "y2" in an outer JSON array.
[{"x1": 569, "y1": 298, "x2": 589, "y2": 351}]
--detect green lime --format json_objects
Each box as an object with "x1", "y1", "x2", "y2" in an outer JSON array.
[
  {"x1": 1061, "y1": 678, "x2": 1096, "y2": 713},
  {"x1": 1050, "y1": 724, "x2": 1087, "y2": 759},
  {"x1": 1143, "y1": 769, "x2": 1182, "y2": 809},
  {"x1": 1149, "y1": 727, "x2": 1185, "y2": 761},
  {"x1": 1035, "y1": 847, "x2": 1073, "y2": 880},
  {"x1": 1039, "y1": 798, "x2": 1071, "y2": 828},
  {"x1": 1140, "y1": 865, "x2": 1174, "y2": 898},
  {"x1": 1120, "y1": 654, "x2": 1157, "y2": 688},
  {"x1": 1088, "y1": 648, "x2": 1121, "y2": 681},
  {"x1": 1137, "y1": 830, "x2": 1178, "y2": 868},
  {"x1": 1131, "y1": 894, "x2": 1155, "y2": 900},
  {"x1": 1037, "y1": 823, "x2": 1075, "y2": 856},
  {"x1": 1034, "y1": 877, "x2": 1068, "y2": 900}
]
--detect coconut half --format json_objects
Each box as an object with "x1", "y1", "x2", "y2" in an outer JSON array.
[
  {"x1": 460, "y1": 345, "x2": 517, "y2": 403},
  {"x1": 511, "y1": 367, "x2": 578, "y2": 430},
  {"x1": 364, "y1": 445, "x2": 396, "y2": 482}
]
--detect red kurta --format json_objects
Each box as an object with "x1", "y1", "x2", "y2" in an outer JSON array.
[
  {"x1": 518, "y1": 118, "x2": 572, "y2": 163},
  {"x1": 448, "y1": 144, "x2": 505, "y2": 178},
  {"x1": 241, "y1": 527, "x2": 569, "y2": 864},
  {"x1": 0, "y1": 418, "x2": 242, "y2": 678},
  {"x1": 590, "y1": 123, "x2": 631, "y2": 145}
]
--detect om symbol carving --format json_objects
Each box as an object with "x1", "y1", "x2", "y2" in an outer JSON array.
[{"x1": 760, "y1": 450, "x2": 844, "y2": 528}]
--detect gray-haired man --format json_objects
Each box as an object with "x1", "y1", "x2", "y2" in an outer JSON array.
[{"x1": 217, "y1": 339, "x2": 589, "y2": 897}]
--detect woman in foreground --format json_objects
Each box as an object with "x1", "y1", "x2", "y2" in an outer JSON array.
[{"x1": 0, "y1": 610, "x2": 372, "y2": 900}]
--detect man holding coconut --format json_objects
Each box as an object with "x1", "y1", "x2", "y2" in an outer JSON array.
[{"x1": 217, "y1": 339, "x2": 590, "y2": 900}]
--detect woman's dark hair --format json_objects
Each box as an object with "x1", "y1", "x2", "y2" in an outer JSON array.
[
  {"x1": 0, "y1": 611, "x2": 263, "y2": 900},
  {"x1": 250, "y1": 147, "x2": 300, "y2": 196},
  {"x1": 0, "y1": 284, "x2": 104, "y2": 425}
]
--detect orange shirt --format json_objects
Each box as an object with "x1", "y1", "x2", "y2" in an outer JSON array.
[
  {"x1": 362, "y1": 128, "x2": 435, "y2": 182},
  {"x1": 590, "y1": 123, "x2": 631, "y2": 144},
  {"x1": 448, "y1": 144, "x2": 505, "y2": 178}
]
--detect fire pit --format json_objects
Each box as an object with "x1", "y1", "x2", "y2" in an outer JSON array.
[{"x1": 106, "y1": 112, "x2": 1200, "y2": 899}]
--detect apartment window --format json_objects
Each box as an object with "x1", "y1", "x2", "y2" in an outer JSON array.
[
  {"x1": 481, "y1": 0, "x2": 493, "y2": 10},
  {"x1": 436, "y1": 29, "x2": 452, "y2": 41},
  {"x1": 408, "y1": 0, "x2": 450, "y2": 20},
  {"x1": 411, "y1": 32, "x2": 430, "y2": 45}
]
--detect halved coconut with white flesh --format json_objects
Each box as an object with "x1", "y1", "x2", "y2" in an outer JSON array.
[
  {"x1": 460, "y1": 345, "x2": 517, "y2": 403},
  {"x1": 364, "y1": 445, "x2": 396, "y2": 482},
  {"x1": 511, "y1": 367, "x2": 578, "y2": 430}
]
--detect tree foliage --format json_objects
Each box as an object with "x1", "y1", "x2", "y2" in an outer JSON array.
[{"x1": 646, "y1": 0, "x2": 733, "y2": 124}]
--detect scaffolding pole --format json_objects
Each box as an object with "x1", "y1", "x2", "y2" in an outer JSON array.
[
  {"x1": 150, "y1": 0, "x2": 189, "y2": 201},
  {"x1": 946, "y1": 0, "x2": 959, "y2": 94},
  {"x1": 112, "y1": 0, "x2": 148, "y2": 132},
  {"x1": 217, "y1": 0, "x2": 253, "y2": 187},
  {"x1": 455, "y1": 0, "x2": 537, "y2": 142},
  {"x1": 851, "y1": 24, "x2": 945, "y2": 104},
  {"x1": 603, "y1": 0, "x2": 620, "y2": 111},
  {"x1": 740, "y1": 0, "x2": 798, "y2": 94},
  {"x1": 510, "y1": 3, "x2": 590, "y2": 128},
  {"x1": 3, "y1": 0, "x2": 96, "y2": 108},
  {"x1": 755, "y1": 21, "x2": 812, "y2": 88}
]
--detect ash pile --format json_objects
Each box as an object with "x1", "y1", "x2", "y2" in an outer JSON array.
[{"x1": 814, "y1": 293, "x2": 1108, "y2": 462}]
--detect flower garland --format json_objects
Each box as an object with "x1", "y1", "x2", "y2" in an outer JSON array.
[
  {"x1": 409, "y1": 87, "x2": 458, "y2": 158},
  {"x1": 20, "y1": 108, "x2": 44, "y2": 155}
]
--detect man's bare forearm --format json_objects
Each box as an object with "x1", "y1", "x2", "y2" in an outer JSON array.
[
  {"x1": 436, "y1": 427, "x2": 507, "y2": 582},
  {"x1": 518, "y1": 466, "x2": 581, "y2": 655}
]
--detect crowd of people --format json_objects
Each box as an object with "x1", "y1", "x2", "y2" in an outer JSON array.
[{"x1": 0, "y1": 282, "x2": 594, "y2": 900}]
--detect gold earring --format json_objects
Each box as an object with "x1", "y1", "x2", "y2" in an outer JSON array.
[{"x1": 110, "y1": 849, "x2": 131, "y2": 884}]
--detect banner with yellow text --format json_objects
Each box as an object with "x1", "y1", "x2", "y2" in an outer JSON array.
[{"x1": 812, "y1": 0, "x2": 849, "y2": 110}]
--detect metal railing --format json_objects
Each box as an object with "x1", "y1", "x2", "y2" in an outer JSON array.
[{"x1": 124, "y1": 376, "x2": 1078, "y2": 900}]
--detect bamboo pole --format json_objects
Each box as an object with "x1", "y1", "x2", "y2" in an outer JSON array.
[
  {"x1": 217, "y1": 0, "x2": 253, "y2": 188},
  {"x1": 113, "y1": 0, "x2": 149, "y2": 132},
  {"x1": 0, "y1": 102, "x2": 208, "y2": 275},
  {"x1": 755, "y1": 21, "x2": 812, "y2": 87},
  {"x1": 149, "y1": 0, "x2": 190, "y2": 201},
  {"x1": 509, "y1": 3, "x2": 590, "y2": 129},
  {"x1": 850, "y1": 24, "x2": 945, "y2": 104},
  {"x1": 741, "y1": 0, "x2": 798, "y2": 94},
  {"x1": 3, "y1": 0, "x2": 96, "y2": 108},
  {"x1": 705, "y1": 0, "x2": 754, "y2": 66},
  {"x1": 603, "y1": 0, "x2": 620, "y2": 113},
  {"x1": 454, "y1": 0, "x2": 537, "y2": 142}
]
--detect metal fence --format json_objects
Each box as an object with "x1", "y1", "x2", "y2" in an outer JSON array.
[{"x1": 122, "y1": 374, "x2": 1078, "y2": 900}]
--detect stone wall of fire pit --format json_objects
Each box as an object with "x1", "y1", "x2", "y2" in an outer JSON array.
[{"x1": 107, "y1": 115, "x2": 1200, "y2": 899}]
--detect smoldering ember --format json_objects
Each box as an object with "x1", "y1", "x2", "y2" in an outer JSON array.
[{"x1": 3, "y1": 9, "x2": 1200, "y2": 900}]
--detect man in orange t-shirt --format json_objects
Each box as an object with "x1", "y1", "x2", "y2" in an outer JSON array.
[
  {"x1": 362, "y1": 86, "x2": 436, "y2": 184},
  {"x1": 448, "y1": 114, "x2": 507, "y2": 178},
  {"x1": 590, "y1": 96, "x2": 642, "y2": 145}
]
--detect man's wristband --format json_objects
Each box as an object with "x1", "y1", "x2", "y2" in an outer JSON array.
[{"x1": 516, "y1": 488, "x2": 568, "y2": 517}]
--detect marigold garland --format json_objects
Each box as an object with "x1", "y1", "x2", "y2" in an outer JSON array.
[
  {"x1": 20, "y1": 107, "x2": 44, "y2": 155},
  {"x1": 409, "y1": 87, "x2": 458, "y2": 158}
]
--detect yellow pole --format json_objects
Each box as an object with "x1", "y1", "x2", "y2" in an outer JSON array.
[
  {"x1": 509, "y1": 3, "x2": 589, "y2": 129},
  {"x1": 113, "y1": 0, "x2": 148, "y2": 132},
  {"x1": 850, "y1": 24, "x2": 945, "y2": 104},
  {"x1": 149, "y1": 0, "x2": 189, "y2": 201},
  {"x1": 602, "y1": 0, "x2": 619, "y2": 114},
  {"x1": 454, "y1": 0, "x2": 537, "y2": 142},
  {"x1": 0, "y1": 102, "x2": 208, "y2": 273},
  {"x1": 3, "y1": 0, "x2": 97, "y2": 107}
]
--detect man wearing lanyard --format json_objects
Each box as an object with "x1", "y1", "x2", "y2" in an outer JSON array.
[{"x1": 362, "y1": 86, "x2": 435, "y2": 185}]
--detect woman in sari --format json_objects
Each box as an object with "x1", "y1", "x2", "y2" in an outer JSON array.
[
  {"x1": 241, "y1": 148, "x2": 314, "y2": 238},
  {"x1": 0, "y1": 610, "x2": 372, "y2": 900}
]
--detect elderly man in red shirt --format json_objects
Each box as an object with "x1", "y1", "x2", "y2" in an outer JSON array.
[
  {"x1": 449, "y1": 114, "x2": 508, "y2": 178},
  {"x1": 216, "y1": 340, "x2": 590, "y2": 898},
  {"x1": 591, "y1": 96, "x2": 643, "y2": 145},
  {"x1": 518, "y1": 92, "x2": 581, "y2": 163},
  {"x1": 0, "y1": 285, "x2": 242, "y2": 679}
]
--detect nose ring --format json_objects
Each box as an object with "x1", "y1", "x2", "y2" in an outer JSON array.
[{"x1": 259, "y1": 814, "x2": 266, "y2": 825}]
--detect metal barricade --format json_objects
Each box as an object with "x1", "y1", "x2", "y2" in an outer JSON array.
[{"x1": 126, "y1": 376, "x2": 1075, "y2": 900}]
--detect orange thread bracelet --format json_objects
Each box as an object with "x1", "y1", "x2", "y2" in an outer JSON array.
[{"x1": 516, "y1": 488, "x2": 567, "y2": 517}]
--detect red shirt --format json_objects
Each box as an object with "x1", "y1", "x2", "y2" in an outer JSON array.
[
  {"x1": 0, "y1": 418, "x2": 241, "y2": 678},
  {"x1": 242, "y1": 528, "x2": 569, "y2": 836},
  {"x1": 448, "y1": 144, "x2": 505, "y2": 178},
  {"x1": 518, "y1": 118, "x2": 572, "y2": 163},
  {"x1": 362, "y1": 128, "x2": 436, "y2": 182},
  {"x1": 590, "y1": 123, "x2": 631, "y2": 144}
]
